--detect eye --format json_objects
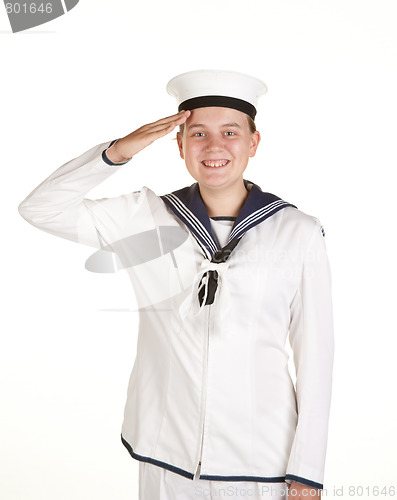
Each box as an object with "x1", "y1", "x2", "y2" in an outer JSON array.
[
  {"x1": 225, "y1": 131, "x2": 236, "y2": 136},
  {"x1": 194, "y1": 132, "x2": 205, "y2": 137}
]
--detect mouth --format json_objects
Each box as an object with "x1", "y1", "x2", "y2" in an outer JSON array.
[{"x1": 201, "y1": 159, "x2": 230, "y2": 168}]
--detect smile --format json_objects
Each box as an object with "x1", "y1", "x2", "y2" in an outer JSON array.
[{"x1": 201, "y1": 159, "x2": 230, "y2": 168}]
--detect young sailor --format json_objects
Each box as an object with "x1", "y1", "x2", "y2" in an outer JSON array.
[{"x1": 18, "y1": 70, "x2": 334, "y2": 500}]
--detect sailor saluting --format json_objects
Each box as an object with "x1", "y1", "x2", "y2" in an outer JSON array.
[{"x1": 19, "y1": 69, "x2": 334, "y2": 500}]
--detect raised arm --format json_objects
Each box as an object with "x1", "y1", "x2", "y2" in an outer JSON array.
[{"x1": 18, "y1": 111, "x2": 190, "y2": 249}]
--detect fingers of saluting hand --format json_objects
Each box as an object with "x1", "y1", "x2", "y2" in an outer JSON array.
[
  {"x1": 150, "y1": 110, "x2": 191, "y2": 128},
  {"x1": 141, "y1": 110, "x2": 191, "y2": 135},
  {"x1": 133, "y1": 110, "x2": 191, "y2": 149},
  {"x1": 116, "y1": 110, "x2": 191, "y2": 159}
]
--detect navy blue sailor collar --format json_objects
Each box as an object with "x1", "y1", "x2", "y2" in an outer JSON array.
[{"x1": 160, "y1": 179, "x2": 297, "y2": 259}]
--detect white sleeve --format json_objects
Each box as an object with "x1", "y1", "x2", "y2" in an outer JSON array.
[
  {"x1": 18, "y1": 140, "x2": 147, "y2": 250},
  {"x1": 285, "y1": 218, "x2": 334, "y2": 490}
]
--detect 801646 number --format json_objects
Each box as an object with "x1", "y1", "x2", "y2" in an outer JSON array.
[
  {"x1": 348, "y1": 485, "x2": 395, "y2": 496},
  {"x1": 5, "y1": 3, "x2": 53, "y2": 14}
]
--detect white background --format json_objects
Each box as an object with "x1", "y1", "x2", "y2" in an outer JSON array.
[{"x1": 1, "y1": 1, "x2": 396, "y2": 498}]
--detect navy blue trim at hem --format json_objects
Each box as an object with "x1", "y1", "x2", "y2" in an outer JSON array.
[
  {"x1": 285, "y1": 474, "x2": 323, "y2": 490},
  {"x1": 122, "y1": 434, "x2": 296, "y2": 484},
  {"x1": 199, "y1": 474, "x2": 286, "y2": 483},
  {"x1": 102, "y1": 139, "x2": 131, "y2": 166},
  {"x1": 121, "y1": 435, "x2": 194, "y2": 480}
]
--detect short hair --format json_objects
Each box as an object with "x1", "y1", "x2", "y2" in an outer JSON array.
[{"x1": 179, "y1": 114, "x2": 257, "y2": 135}]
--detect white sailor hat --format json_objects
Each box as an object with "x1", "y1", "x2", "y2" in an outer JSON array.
[{"x1": 166, "y1": 69, "x2": 267, "y2": 120}]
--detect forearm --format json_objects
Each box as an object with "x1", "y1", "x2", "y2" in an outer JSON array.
[
  {"x1": 106, "y1": 137, "x2": 133, "y2": 163},
  {"x1": 18, "y1": 111, "x2": 190, "y2": 248},
  {"x1": 286, "y1": 218, "x2": 334, "y2": 489},
  {"x1": 18, "y1": 140, "x2": 129, "y2": 248}
]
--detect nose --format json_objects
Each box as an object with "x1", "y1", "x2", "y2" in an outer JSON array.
[{"x1": 205, "y1": 135, "x2": 224, "y2": 152}]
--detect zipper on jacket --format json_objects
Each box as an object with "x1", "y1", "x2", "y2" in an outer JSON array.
[{"x1": 194, "y1": 304, "x2": 211, "y2": 479}]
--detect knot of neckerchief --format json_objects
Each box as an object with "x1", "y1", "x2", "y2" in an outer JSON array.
[{"x1": 198, "y1": 237, "x2": 242, "y2": 306}]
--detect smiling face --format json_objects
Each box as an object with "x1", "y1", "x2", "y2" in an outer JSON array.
[{"x1": 177, "y1": 107, "x2": 260, "y2": 192}]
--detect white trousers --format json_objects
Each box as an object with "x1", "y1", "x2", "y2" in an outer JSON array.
[{"x1": 138, "y1": 462, "x2": 288, "y2": 499}]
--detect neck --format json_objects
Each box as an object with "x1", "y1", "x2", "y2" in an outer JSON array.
[{"x1": 198, "y1": 179, "x2": 249, "y2": 218}]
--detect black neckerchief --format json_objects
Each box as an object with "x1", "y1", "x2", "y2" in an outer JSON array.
[{"x1": 160, "y1": 179, "x2": 297, "y2": 306}]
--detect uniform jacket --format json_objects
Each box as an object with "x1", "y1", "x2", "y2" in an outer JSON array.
[{"x1": 18, "y1": 139, "x2": 334, "y2": 490}]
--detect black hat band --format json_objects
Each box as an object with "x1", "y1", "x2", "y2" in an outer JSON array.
[{"x1": 178, "y1": 95, "x2": 257, "y2": 120}]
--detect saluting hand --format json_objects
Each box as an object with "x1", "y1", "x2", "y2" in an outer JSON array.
[{"x1": 106, "y1": 110, "x2": 191, "y2": 163}]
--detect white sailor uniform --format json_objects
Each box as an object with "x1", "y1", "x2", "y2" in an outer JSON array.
[
  {"x1": 18, "y1": 139, "x2": 334, "y2": 496},
  {"x1": 137, "y1": 217, "x2": 290, "y2": 500}
]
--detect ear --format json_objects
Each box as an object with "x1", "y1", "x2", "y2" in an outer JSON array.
[
  {"x1": 249, "y1": 131, "x2": 261, "y2": 158},
  {"x1": 177, "y1": 132, "x2": 185, "y2": 160}
]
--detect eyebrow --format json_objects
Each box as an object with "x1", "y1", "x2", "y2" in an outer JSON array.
[
  {"x1": 223, "y1": 122, "x2": 241, "y2": 128},
  {"x1": 187, "y1": 122, "x2": 242, "y2": 130}
]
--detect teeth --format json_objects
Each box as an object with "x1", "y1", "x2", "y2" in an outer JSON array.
[{"x1": 203, "y1": 160, "x2": 229, "y2": 167}]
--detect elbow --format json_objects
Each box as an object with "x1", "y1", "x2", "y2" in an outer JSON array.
[
  {"x1": 18, "y1": 199, "x2": 31, "y2": 221},
  {"x1": 17, "y1": 199, "x2": 46, "y2": 226}
]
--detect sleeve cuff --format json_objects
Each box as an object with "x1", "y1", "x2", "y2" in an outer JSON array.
[
  {"x1": 102, "y1": 139, "x2": 132, "y2": 166},
  {"x1": 285, "y1": 474, "x2": 323, "y2": 490}
]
